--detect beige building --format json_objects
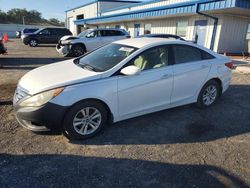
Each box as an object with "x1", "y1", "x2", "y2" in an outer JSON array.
[
  {"x1": 67, "y1": 0, "x2": 250, "y2": 54},
  {"x1": 66, "y1": 0, "x2": 141, "y2": 35}
]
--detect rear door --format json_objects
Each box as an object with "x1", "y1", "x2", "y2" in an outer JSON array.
[
  {"x1": 49, "y1": 28, "x2": 61, "y2": 43},
  {"x1": 171, "y1": 44, "x2": 214, "y2": 104}
]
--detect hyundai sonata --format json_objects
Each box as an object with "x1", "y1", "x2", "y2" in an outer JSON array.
[{"x1": 13, "y1": 38, "x2": 232, "y2": 140}]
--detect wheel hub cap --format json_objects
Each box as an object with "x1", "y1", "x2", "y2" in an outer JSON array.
[
  {"x1": 73, "y1": 107, "x2": 102, "y2": 135},
  {"x1": 202, "y1": 85, "x2": 217, "y2": 106}
]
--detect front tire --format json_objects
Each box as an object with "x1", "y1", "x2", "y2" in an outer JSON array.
[
  {"x1": 71, "y1": 44, "x2": 86, "y2": 57},
  {"x1": 63, "y1": 101, "x2": 108, "y2": 140},
  {"x1": 29, "y1": 39, "x2": 38, "y2": 47},
  {"x1": 197, "y1": 80, "x2": 220, "y2": 108}
]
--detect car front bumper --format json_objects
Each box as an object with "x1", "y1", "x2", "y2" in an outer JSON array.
[
  {"x1": 14, "y1": 102, "x2": 68, "y2": 132},
  {"x1": 56, "y1": 43, "x2": 71, "y2": 55}
]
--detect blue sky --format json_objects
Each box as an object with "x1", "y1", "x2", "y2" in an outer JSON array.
[{"x1": 0, "y1": 0, "x2": 146, "y2": 21}]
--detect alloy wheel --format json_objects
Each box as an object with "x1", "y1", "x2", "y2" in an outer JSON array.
[
  {"x1": 30, "y1": 40, "x2": 37, "y2": 47},
  {"x1": 202, "y1": 85, "x2": 217, "y2": 106},
  {"x1": 73, "y1": 107, "x2": 102, "y2": 135}
]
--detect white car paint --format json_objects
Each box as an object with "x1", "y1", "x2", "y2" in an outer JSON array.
[
  {"x1": 56, "y1": 28, "x2": 129, "y2": 56},
  {"x1": 15, "y1": 38, "x2": 232, "y2": 124}
]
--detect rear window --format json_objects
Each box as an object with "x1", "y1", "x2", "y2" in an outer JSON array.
[
  {"x1": 101, "y1": 30, "x2": 125, "y2": 37},
  {"x1": 173, "y1": 45, "x2": 202, "y2": 64},
  {"x1": 173, "y1": 44, "x2": 214, "y2": 64}
]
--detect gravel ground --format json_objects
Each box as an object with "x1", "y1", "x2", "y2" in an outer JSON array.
[{"x1": 0, "y1": 39, "x2": 250, "y2": 188}]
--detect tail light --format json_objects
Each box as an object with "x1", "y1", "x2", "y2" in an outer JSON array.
[{"x1": 225, "y1": 62, "x2": 235, "y2": 69}]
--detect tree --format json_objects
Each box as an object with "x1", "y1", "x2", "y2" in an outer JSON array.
[
  {"x1": 0, "y1": 10, "x2": 7, "y2": 23},
  {"x1": 0, "y1": 8, "x2": 64, "y2": 26}
]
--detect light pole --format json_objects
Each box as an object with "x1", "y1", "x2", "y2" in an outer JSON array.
[{"x1": 23, "y1": 16, "x2": 25, "y2": 25}]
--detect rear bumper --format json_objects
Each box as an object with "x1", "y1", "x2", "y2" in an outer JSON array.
[{"x1": 14, "y1": 102, "x2": 69, "y2": 132}]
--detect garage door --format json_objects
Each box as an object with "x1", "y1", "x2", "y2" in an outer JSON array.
[{"x1": 68, "y1": 17, "x2": 75, "y2": 34}]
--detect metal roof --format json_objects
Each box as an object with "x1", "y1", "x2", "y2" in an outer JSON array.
[
  {"x1": 74, "y1": 0, "x2": 250, "y2": 25},
  {"x1": 66, "y1": 0, "x2": 141, "y2": 12}
]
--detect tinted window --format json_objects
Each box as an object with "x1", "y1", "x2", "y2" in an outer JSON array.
[
  {"x1": 173, "y1": 45, "x2": 203, "y2": 64},
  {"x1": 102, "y1": 30, "x2": 124, "y2": 36},
  {"x1": 201, "y1": 50, "x2": 215, "y2": 60},
  {"x1": 23, "y1": 28, "x2": 38, "y2": 33},
  {"x1": 129, "y1": 46, "x2": 169, "y2": 71}
]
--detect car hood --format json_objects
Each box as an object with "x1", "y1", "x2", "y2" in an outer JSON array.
[
  {"x1": 60, "y1": 35, "x2": 79, "y2": 41},
  {"x1": 18, "y1": 59, "x2": 102, "y2": 95}
]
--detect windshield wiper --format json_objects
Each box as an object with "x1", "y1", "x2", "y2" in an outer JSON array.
[{"x1": 78, "y1": 63, "x2": 101, "y2": 72}]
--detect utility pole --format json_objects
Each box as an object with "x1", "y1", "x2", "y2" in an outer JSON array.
[{"x1": 23, "y1": 16, "x2": 25, "y2": 25}]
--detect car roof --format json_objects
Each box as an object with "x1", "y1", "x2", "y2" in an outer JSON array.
[
  {"x1": 88, "y1": 28, "x2": 125, "y2": 31},
  {"x1": 114, "y1": 37, "x2": 183, "y2": 48}
]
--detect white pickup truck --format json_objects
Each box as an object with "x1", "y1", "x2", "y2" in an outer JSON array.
[{"x1": 56, "y1": 28, "x2": 130, "y2": 57}]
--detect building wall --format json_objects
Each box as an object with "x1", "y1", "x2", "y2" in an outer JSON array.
[
  {"x1": 66, "y1": 3, "x2": 98, "y2": 35},
  {"x1": 216, "y1": 15, "x2": 250, "y2": 54},
  {"x1": 99, "y1": 1, "x2": 140, "y2": 15},
  {"x1": 66, "y1": 1, "x2": 141, "y2": 35},
  {"x1": 99, "y1": 15, "x2": 218, "y2": 50},
  {"x1": 102, "y1": 0, "x2": 192, "y2": 16}
]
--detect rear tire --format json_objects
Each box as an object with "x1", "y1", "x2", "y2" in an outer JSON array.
[
  {"x1": 63, "y1": 100, "x2": 108, "y2": 140},
  {"x1": 29, "y1": 39, "x2": 38, "y2": 47},
  {"x1": 71, "y1": 44, "x2": 86, "y2": 57},
  {"x1": 196, "y1": 80, "x2": 220, "y2": 108}
]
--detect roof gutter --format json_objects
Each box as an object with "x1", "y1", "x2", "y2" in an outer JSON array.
[{"x1": 195, "y1": 2, "x2": 219, "y2": 50}]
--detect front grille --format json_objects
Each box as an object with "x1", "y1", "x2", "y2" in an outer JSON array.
[{"x1": 14, "y1": 86, "x2": 28, "y2": 103}]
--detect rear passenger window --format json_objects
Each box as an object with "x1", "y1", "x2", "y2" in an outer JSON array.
[
  {"x1": 102, "y1": 30, "x2": 124, "y2": 36},
  {"x1": 173, "y1": 45, "x2": 202, "y2": 64},
  {"x1": 201, "y1": 50, "x2": 215, "y2": 60}
]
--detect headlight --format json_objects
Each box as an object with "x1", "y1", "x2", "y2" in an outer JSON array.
[
  {"x1": 61, "y1": 40, "x2": 72, "y2": 45},
  {"x1": 19, "y1": 87, "x2": 64, "y2": 107}
]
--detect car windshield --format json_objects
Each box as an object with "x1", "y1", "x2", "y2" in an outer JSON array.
[
  {"x1": 77, "y1": 30, "x2": 90, "y2": 38},
  {"x1": 34, "y1": 28, "x2": 43, "y2": 34},
  {"x1": 77, "y1": 43, "x2": 138, "y2": 72}
]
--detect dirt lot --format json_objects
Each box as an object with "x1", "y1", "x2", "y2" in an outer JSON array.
[{"x1": 0, "y1": 39, "x2": 250, "y2": 188}]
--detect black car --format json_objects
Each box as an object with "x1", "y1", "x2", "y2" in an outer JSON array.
[
  {"x1": 0, "y1": 38, "x2": 7, "y2": 54},
  {"x1": 22, "y1": 27, "x2": 72, "y2": 47},
  {"x1": 139, "y1": 34, "x2": 185, "y2": 41}
]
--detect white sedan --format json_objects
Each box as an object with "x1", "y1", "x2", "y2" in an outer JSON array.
[{"x1": 13, "y1": 38, "x2": 233, "y2": 140}]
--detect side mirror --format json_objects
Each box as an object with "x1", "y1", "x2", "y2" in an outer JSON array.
[{"x1": 120, "y1": 65, "x2": 141, "y2": 76}]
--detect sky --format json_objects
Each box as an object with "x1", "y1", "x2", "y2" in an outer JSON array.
[{"x1": 0, "y1": 0, "x2": 146, "y2": 21}]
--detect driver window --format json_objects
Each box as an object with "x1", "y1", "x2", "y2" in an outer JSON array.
[
  {"x1": 86, "y1": 31, "x2": 98, "y2": 38},
  {"x1": 130, "y1": 46, "x2": 169, "y2": 71}
]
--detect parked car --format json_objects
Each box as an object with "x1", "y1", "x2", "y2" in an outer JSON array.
[
  {"x1": 16, "y1": 31, "x2": 21, "y2": 38},
  {"x1": 0, "y1": 37, "x2": 7, "y2": 54},
  {"x1": 139, "y1": 33, "x2": 185, "y2": 41},
  {"x1": 20, "y1": 28, "x2": 39, "y2": 40},
  {"x1": 13, "y1": 38, "x2": 233, "y2": 140},
  {"x1": 56, "y1": 28, "x2": 130, "y2": 57},
  {"x1": 22, "y1": 27, "x2": 72, "y2": 47}
]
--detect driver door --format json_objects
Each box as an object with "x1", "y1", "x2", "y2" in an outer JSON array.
[
  {"x1": 85, "y1": 30, "x2": 103, "y2": 51},
  {"x1": 117, "y1": 46, "x2": 174, "y2": 118}
]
